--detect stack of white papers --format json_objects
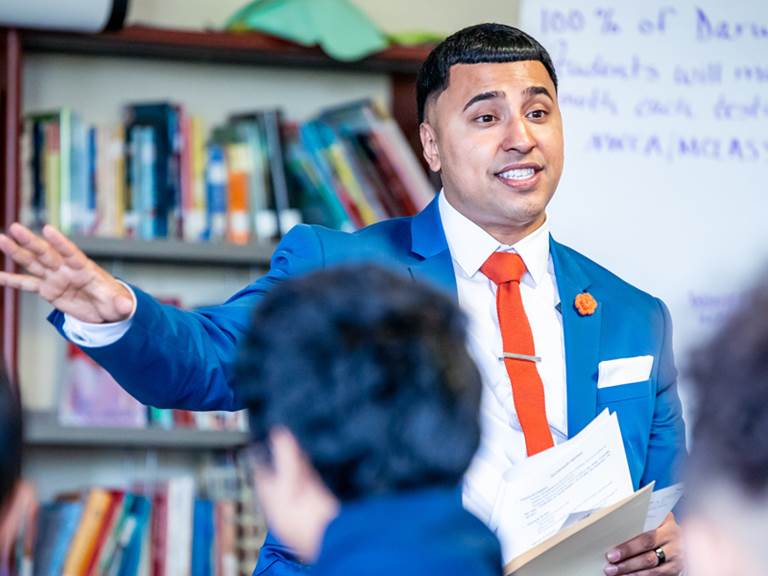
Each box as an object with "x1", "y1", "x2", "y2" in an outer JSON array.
[
  {"x1": 489, "y1": 409, "x2": 684, "y2": 575},
  {"x1": 491, "y1": 410, "x2": 635, "y2": 562}
]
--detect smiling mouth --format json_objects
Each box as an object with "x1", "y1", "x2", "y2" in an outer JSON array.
[
  {"x1": 495, "y1": 165, "x2": 542, "y2": 187},
  {"x1": 498, "y1": 167, "x2": 536, "y2": 180}
]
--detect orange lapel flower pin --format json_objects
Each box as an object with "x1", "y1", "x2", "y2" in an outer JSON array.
[{"x1": 574, "y1": 292, "x2": 598, "y2": 316}]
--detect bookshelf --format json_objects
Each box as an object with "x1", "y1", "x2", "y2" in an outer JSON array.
[
  {"x1": 1, "y1": 24, "x2": 431, "y2": 571},
  {"x1": 0, "y1": 24, "x2": 433, "y2": 378},
  {"x1": 1, "y1": 25, "x2": 433, "y2": 570},
  {"x1": 74, "y1": 236, "x2": 277, "y2": 266},
  {"x1": 24, "y1": 410, "x2": 250, "y2": 450},
  {"x1": 20, "y1": 25, "x2": 430, "y2": 74}
]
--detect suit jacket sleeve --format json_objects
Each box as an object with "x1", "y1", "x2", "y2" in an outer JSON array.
[
  {"x1": 47, "y1": 224, "x2": 325, "y2": 411},
  {"x1": 253, "y1": 533, "x2": 308, "y2": 575},
  {"x1": 640, "y1": 298, "x2": 687, "y2": 489}
]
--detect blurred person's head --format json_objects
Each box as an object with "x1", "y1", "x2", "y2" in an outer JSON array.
[
  {"x1": 234, "y1": 264, "x2": 482, "y2": 562},
  {"x1": 0, "y1": 369, "x2": 21, "y2": 512},
  {"x1": 684, "y1": 277, "x2": 768, "y2": 576}
]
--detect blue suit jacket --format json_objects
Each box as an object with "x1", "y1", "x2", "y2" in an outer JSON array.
[{"x1": 50, "y1": 196, "x2": 686, "y2": 575}]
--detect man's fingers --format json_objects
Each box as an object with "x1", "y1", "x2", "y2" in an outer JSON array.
[
  {"x1": 0, "y1": 234, "x2": 47, "y2": 278},
  {"x1": 7, "y1": 223, "x2": 62, "y2": 270},
  {"x1": 607, "y1": 529, "x2": 659, "y2": 564},
  {"x1": 114, "y1": 292, "x2": 135, "y2": 317},
  {"x1": 604, "y1": 549, "x2": 662, "y2": 575},
  {"x1": 42, "y1": 225, "x2": 88, "y2": 270},
  {"x1": 611, "y1": 554, "x2": 683, "y2": 576},
  {"x1": 0, "y1": 271, "x2": 41, "y2": 292},
  {"x1": 603, "y1": 543, "x2": 683, "y2": 575},
  {"x1": 605, "y1": 514, "x2": 681, "y2": 575}
]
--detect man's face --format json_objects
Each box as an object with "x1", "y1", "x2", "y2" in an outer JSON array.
[{"x1": 420, "y1": 61, "x2": 564, "y2": 243}]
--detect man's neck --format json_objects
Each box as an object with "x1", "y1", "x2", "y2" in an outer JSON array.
[
  {"x1": 484, "y1": 216, "x2": 547, "y2": 247},
  {"x1": 440, "y1": 190, "x2": 548, "y2": 247}
]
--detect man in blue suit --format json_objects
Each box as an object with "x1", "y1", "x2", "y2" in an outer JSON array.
[
  {"x1": 232, "y1": 264, "x2": 502, "y2": 576},
  {"x1": 0, "y1": 23, "x2": 685, "y2": 576}
]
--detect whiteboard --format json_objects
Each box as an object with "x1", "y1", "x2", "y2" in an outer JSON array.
[{"x1": 520, "y1": 1, "x2": 768, "y2": 393}]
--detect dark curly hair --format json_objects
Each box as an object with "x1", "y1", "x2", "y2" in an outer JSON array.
[
  {"x1": 0, "y1": 368, "x2": 22, "y2": 509},
  {"x1": 687, "y1": 275, "x2": 768, "y2": 496},
  {"x1": 234, "y1": 264, "x2": 482, "y2": 501},
  {"x1": 417, "y1": 22, "x2": 559, "y2": 123}
]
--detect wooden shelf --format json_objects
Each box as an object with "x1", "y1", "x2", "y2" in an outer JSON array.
[
  {"x1": 73, "y1": 236, "x2": 276, "y2": 267},
  {"x1": 19, "y1": 25, "x2": 434, "y2": 74},
  {"x1": 23, "y1": 411, "x2": 250, "y2": 450}
]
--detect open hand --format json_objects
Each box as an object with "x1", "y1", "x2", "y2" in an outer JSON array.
[
  {"x1": 0, "y1": 223, "x2": 134, "y2": 323},
  {"x1": 604, "y1": 513, "x2": 683, "y2": 575}
]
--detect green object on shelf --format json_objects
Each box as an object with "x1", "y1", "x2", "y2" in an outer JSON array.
[
  {"x1": 387, "y1": 30, "x2": 446, "y2": 46},
  {"x1": 226, "y1": 0, "x2": 389, "y2": 61}
]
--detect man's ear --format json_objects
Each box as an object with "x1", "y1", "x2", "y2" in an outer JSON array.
[{"x1": 420, "y1": 122, "x2": 442, "y2": 173}]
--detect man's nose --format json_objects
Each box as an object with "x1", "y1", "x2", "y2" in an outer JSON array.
[{"x1": 501, "y1": 117, "x2": 535, "y2": 154}]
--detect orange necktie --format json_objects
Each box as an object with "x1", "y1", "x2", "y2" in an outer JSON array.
[{"x1": 481, "y1": 252, "x2": 554, "y2": 456}]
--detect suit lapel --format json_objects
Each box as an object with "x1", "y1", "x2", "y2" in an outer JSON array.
[
  {"x1": 407, "y1": 197, "x2": 458, "y2": 299},
  {"x1": 551, "y1": 238, "x2": 602, "y2": 437},
  {"x1": 406, "y1": 205, "x2": 600, "y2": 434}
]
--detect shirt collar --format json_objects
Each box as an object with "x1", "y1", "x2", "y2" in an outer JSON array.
[{"x1": 438, "y1": 190, "x2": 551, "y2": 286}]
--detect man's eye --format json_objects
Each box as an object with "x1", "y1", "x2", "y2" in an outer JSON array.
[
  {"x1": 475, "y1": 114, "x2": 496, "y2": 123},
  {"x1": 527, "y1": 109, "x2": 548, "y2": 120}
]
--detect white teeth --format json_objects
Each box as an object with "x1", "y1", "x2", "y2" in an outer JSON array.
[{"x1": 499, "y1": 168, "x2": 535, "y2": 180}]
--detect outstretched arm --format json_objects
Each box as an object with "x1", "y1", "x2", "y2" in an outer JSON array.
[{"x1": 1, "y1": 223, "x2": 325, "y2": 412}]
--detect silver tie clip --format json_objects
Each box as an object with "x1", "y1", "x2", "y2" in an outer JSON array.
[{"x1": 501, "y1": 352, "x2": 541, "y2": 363}]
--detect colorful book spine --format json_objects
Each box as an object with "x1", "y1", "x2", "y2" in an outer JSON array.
[
  {"x1": 116, "y1": 494, "x2": 151, "y2": 576},
  {"x1": 86, "y1": 490, "x2": 126, "y2": 576},
  {"x1": 299, "y1": 121, "x2": 364, "y2": 228},
  {"x1": 43, "y1": 121, "x2": 61, "y2": 230},
  {"x1": 62, "y1": 488, "x2": 113, "y2": 576},
  {"x1": 58, "y1": 108, "x2": 73, "y2": 234},
  {"x1": 96, "y1": 493, "x2": 136, "y2": 575},
  {"x1": 185, "y1": 116, "x2": 207, "y2": 242},
  {"x1": 225, "y1": 142, "x2": 251, "y2": 245},
  {"x1": 86, "y1": 126, "x2": 98, "y2": 234},
  {"x1": 165, "y1": 477, "x2": 195, "y2": 576},
  {"x1": 45, "y1": 501, "x2": 84, "y2": 575},
  {"x1": 191, "y1": 499, "x2": 214, "y2": 576},
  {"x1": 150, "y1": 486, "x2": 168, "y2": 576},
  {"x1": 205, "y1": 143, "x2": 228, "y2": 242},
  {"x1": 138, "y1": 126, "x2": 157, "y2": 240}
]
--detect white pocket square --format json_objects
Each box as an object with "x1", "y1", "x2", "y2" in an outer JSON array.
[{"x1": 597, "y1": 355, "x2": 654, "y2": 389}]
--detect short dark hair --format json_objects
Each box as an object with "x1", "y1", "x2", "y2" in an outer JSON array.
[
  {"x1": 0, "y1": 369, "x2": 22, "y2": 509},
  {"x1": 416, "y1": 22, "x2": 559, "y2": 123},
  {"x1": 687, "y1": 276, "x2": 768, "y2": 496},
  {"x1": 234, "y1": 264, "x2": 482, "y2": 501}
]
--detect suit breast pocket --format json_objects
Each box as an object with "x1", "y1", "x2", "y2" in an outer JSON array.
[{"x1": 596, "y1": 380, "x2": 652, "y2": 404}]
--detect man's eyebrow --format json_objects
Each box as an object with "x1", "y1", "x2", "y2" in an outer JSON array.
[
  {"x1": 462, "y1": 90, "x2": 504, "y2": 112},
  {"x1": 522, "y1": 86, "x2": 554, "y2": 101}
]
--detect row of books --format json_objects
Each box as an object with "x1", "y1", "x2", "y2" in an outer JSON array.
[
  {"x1": 19, "y1": 99, "x2": 435, "y2": 243},
  {"x1": 59, "y1": 342, "x2": 248, "y2": 432},
  {"x1": 7, "y1": 461, "x2": 264, "y2": 576}
]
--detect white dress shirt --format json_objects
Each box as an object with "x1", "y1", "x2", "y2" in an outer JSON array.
[
  {"x1": 437, "y1": 192, "x2": 568, "y2": 526},
  {"x1": 64, "y1": 192, "x2": 569, "y2": 530}
]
